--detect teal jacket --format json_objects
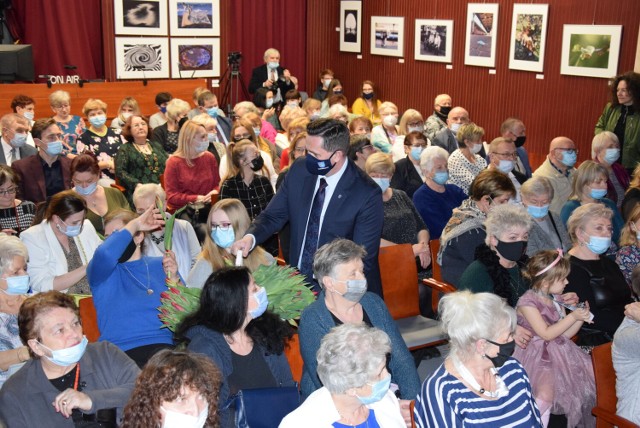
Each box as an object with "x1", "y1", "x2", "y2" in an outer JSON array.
[{"x1": 595, "y1": 103, "x2": 640, "y2": 169}]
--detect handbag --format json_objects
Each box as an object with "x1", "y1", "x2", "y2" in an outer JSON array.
[
  {"x1": 178, "y1": 201, "x2": 211, "y2": 227},
  {"x1": 226, "y1": 385, "x2": 300, "y2": 428}
]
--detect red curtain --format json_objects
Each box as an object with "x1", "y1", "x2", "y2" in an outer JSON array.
[
  {"x1": 6, "y1": 0, "x2": 104, "y2": 81},
  {"x1": 230, "y1": 0, "x2": 307, "y2": 94}
]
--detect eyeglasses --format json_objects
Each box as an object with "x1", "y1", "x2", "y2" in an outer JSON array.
[
  {"x1": 554, "y1": 148, "x2": 578, "y2": 155},
  {"x1": 211, "y1": 222, "x2": 232, "y2": 231},
  {"x1": 294, "y1": 147, "x2": 306, "y2": 153},
  {"x1": 494, "y1": 152, "x2": 518, "y2": 159},
  {"x1": 234, "y1": 135, "x2": 251, "y2": 142},
  {"x1": 0, "y1": 187, "x2": 17, "y2": 196}
]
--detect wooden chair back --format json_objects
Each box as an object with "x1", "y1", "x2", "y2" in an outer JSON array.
[
  {"x1": 591, "y1": 342, "x2": 639, "y2": 427},
  {"x1": 284, "y1": 333, "x2": 304, "y2": 384},
  {"x1": 78, "y1": 297, "x2": 100, "y2": 343},
  {"x1": 378, "y1": 244, "x2": 420, "y2": 319},
  {"x1": 423, "y1": 278, "x2": 457, "y2": 315}
]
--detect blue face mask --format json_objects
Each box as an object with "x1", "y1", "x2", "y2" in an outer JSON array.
[
  {"x1": 252, "y1": 127, "x2": 261, "y2": 137},
  {"x1": 410, "y1": 147, "x2": 423, "y2": 161},
  {"x1": 357, "y1": 374, "x2": 391, "y2": 405},
  {"x1": 39, "y1": 336, "x2": 88, "y2": 366},
  {"x1": 23, "y1": 111, "x2": 35, "y2": 121},
  {"x1": 3, "y1": 275, "x2": 30, "y2": 295},
  {"x1": 306, "y1": 151, "x2": 336, "y2": 176},
  {"x1": 603, "y1": 148, "x2": 620, "y2": 164},
  {"x1": 56, "y1": 218, "x2": 82, "y2": 237},
  {"x1": 267, "y1": 61, "x2": 279, "y2": 70},
  {"x1": 10, "y1": 132, "x2": 28, "y2": 148},
  {"x1": 372, "y1": 177, "x2": 390, "y2": 193},
  {"x1": 195, "y1": 140, "x2": 209, "y2": 154},
  {"x1": 265, "y1": 99, "x2": 274, "y2": 109},
  {"x1": 89, "y1": 115, "x2": 106, "y2": 128},
  {"x1": 590, "y1": 188, "x2": 607, "y2": 200},
  {"x1": 433, "y1": 171, "x2": 449, "y2": 185},
  {"x1": 75, "y1": 182, "x2": 98, "y2": 196},
  {"x1": 211, "y1": 225, "x2": 235, "y2": 248},
  {"x1": 526, "y1": 204, "x2": 549, "y2": 219},
  {"x1": 206, "y1": 107, "x2": 218, "y2": 118},
  {"x1": 160, "y1": 106, "x2": 167, "y2": 114},
  {"x1": 561, "y1": 150, "x2": 577, "y2": 167},
  {"x1": 497, "y1": 159, "x2": 514, "y2": 174},
  {"x1": 586, "y1": 235, "x2": 611, "y2": 255},
  {"x1": 249, "y1": 287, "x2": 269, "y2": 319}
]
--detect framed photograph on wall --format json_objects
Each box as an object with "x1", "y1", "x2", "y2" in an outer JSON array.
[
  {"x1": 115, "y1": 37, "x2": 170, "y2": 79},
  {"x1": 340, "y1": 1, "x2": 362, "y2": 53},
  {"x1": 508, "y1": 4, "x2": 549, "y2": 72},
  {"x1": 414, "y1": 19, "x2": 453, "y2": 63},
  {"x1": 560, "y1": 25, "x2": 623, "y2": 78},
  {"x1": 170, "y1": 38, "x2": 220, "y2": 78},
  {"x1": 169, "y1": 0, "x2": 220, "y2": 36},
  {"x1": 464, "y1": 3, "x2": 499, "y2": 68},
  {"x1": 370, "y1": 16, "x2": 405, "y2": 57},
  {"x1": 114, "y1": 0, "x2": 168, "y2": 35}
]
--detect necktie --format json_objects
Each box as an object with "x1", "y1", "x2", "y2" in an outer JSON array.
[
  {"x1": 299, "y1": 178, "x2": 328, "y2": 283},
  {"x1": 8, "y1": 148, "x2": 16, "y2": 165}
]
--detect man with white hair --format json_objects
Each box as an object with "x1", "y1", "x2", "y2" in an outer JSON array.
[
  {"x1": 248, "y1": 48, "x2": 298, "y2": 107},
  {"x1": 424, "y1": 94, "x2": 452, "y2": 142}
]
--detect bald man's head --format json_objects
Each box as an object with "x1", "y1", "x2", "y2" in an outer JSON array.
[
  {"x1": 549, "y1": 137, "x2": 575, "y2": 154},
  {"x1": 447, "y1": 107, "x2": 470, "y2": 127}
]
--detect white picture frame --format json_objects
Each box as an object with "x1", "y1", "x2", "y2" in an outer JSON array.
[
  {"x1": 169, "y1": 0, "x2": 220, "y2": 36},
  {"x1": 464, "y1": 3, "x2": 499, "y2": 68},
  {"x1": 560, "y1": 24, "x2": 623, "y2": 79},
  {"x1": 414, "y1": 19, "x2": 453, "y2": 63},
  {"x1": 114, "y1": 0, "x2": 168, "y2": 36},
  {"x1": 508, "y1": 4, "x2": 549, "y2": 73},
  {"x1": 170, "y1": 38, "x2": 220, "y2": 78},
  {"x1": 340, "y1": 1, "x2": 362, "y2": 53},
  {"x1": 115, "y1": 37, "x2": 170, "y2": 79},
  {"x1": 370, "y1": 16, "x2": 405, "y2": 57}
]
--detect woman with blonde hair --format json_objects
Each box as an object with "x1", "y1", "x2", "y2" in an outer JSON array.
[
  {"x1": 153, "y1": 98, "x2": 190, "y2": 154},
  {"x1": 164, "y1": 120, "x2": 220, "y2": 243},
  {"x1": 110, "y1": 96, "x2": 141, "y2": 130},
  {"x1": 187, "y1": 198, "x2": 273, "y2": 289},
  {"x1": 560, "y1": 160, "x2": 624, "y2": 244},
  {"x1": 616, "y1": 204, "x2": 640, "y2": 286},
  {"x1": 371, "y1": 101, "x2": 399, "y2": 154},
  {"x1": 391, "y1": 109, "x2": 425, "y2": 161},
  {"x1": 49, "y1": 90, "x2": 85, "y2": 154},
  {"x1": 279, "y1": 116, "x2": 309, "y2": 169},
  {"x1": 447, "y1": 123, "x2": 487, "y2": 194},
  {"x1": 591, "y1": 131, "x2": 629, "y2": 207}
]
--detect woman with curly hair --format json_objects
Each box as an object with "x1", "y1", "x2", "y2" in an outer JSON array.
[
  {"x1": 175, "y1": 266, "x2": 294, "y2": 426},
  {"x1": 121, "y1": 349, "x2": 222, "y2": 428},
  {"x1": 595, "y1": 71, "x2": 640, "y2": 175}
]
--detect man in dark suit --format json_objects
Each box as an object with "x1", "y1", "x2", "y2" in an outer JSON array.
[
  {"x1": 248, "y1": 48, "x2": 297, "y2": 106},
  {"x1": 432, "y1": 106, "x2": 470, "y2": 154},
  {"x1": 0, "y1": 114, "x2": 37, "y2": 166},
  {"x1": 194, "y1": 91, "x2": 232, "y2": 144},
  {"x1": 11, "y1": 118, "x2": 72, "y2": 203},
  {"x1": 232, "y1": 118, "x2": 385, "y2": 296}
]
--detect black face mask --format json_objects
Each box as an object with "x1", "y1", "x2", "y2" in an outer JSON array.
[
  {"x1": 363, "y1": 92, "x2": 375, "y2": 100},
  {"x1": 485, "y1": 339, "x2": 516, "y2": 367},
  {"x1": 495, "y1": 239, "x2": 527, "y2": 262},
  {"x1": 514, "y1": 135, "x2": 526, "y2": 147},
  {"x1": 437, "y1": 105, "x2": 451, "y2": 119},
  {"x1": 118, "y1": 239, "x2": 138, "y2": 263},
  {"x1": 250, "y1": 155, "x2": 264, "y2": 171}
]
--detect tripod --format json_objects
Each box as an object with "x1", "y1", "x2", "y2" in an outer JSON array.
[{"x1": 219, "y1": 59, "x2": 249, "y2": 117}]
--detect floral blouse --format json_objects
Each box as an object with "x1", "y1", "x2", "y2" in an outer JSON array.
[
  {"x1": 56, "y1": 115, "x2": 86, "y2": 155},
  {"x1": 616, "y1": 244, "x2": 640, "y2": 286},
  {"x1": 78, "y1": 128, "x2": 126, "y2": 179}
]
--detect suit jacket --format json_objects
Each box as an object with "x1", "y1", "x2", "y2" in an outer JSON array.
[
  {"x1": 216, "y1": 115, "x2": 232, "y2": 143},
  {"x1": 248, "y1": 64, "x2": 296, "y2": 95},
  {"x1": 247, "y1": 158, "x2": 385, "y2": 296},
  {"x1": 432, "y1": 127, "x2": 459, "y2": 154},
  {"x1": 0, "y1": 142, "x2": 36, "y2": 166},
  {"x1": 11, "y1": 153, "x2": 72, "y2": 203},
  {"x1": 390, "y1": 156, "x2": 423, "y2": 198}
]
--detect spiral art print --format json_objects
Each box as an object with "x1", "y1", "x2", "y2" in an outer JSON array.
[{"x1": 123, "y1": 43, "x2": 163, "y2": 72}]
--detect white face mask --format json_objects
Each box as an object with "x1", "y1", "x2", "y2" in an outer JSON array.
[
  {"x1": 470, "y1": 143, "x2": 483, "y2": 154},
  {"x1": 161, "y1": 406, "x2": 208, "y2": 428},
  {"x1": 382, "y1": 115, "x2": 398, "y2": 128}
]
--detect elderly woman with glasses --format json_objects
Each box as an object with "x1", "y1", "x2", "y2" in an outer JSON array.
[
  {"x1": 521, "y1": 176, "x2": 572, "y2": 256},
  {"x1": 0, "y1": 165, "x2": 36, "y2": 237},
  {"x1": 281, "y1": 324, "x2": 405, "y2": 428},
  {"x1": 20, "y1": 191, "x2": 101, "y2": 294},
  {"x1": 560, "y1": 160, "x2": 624, "y2": 245},
  {"x1": 298, "y1": 239, "x2": 420, "y2": 424},
  {"x1": 414, "y1": 291, "x2": 542, "y2": 427}
]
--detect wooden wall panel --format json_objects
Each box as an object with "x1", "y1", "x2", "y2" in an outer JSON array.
[{"x1": 305, "y1": 0, "x2": 640, "y2": 170}]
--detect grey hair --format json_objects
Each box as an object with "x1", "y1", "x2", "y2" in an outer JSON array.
[
  {"x1": 591, "y1": 131, "x2": 619, "y2": 159},
  {"x1": 420, "y1": 145, "x2": 449, "y2": 175},
  {"x1": 313, "y1": 239, "x2": 366, "y2": 286},
  {"x1": 484, "y1": 203, "x2": 532, "y2": 245},
  {"x1": 133, "y1": 183, "x2": 166, "y2": 206},
  {"x1": 520, "y1": 176, "x2": 555, "y2": 200},
  {"x1": 316, "y1": 323, "x2": 391, "y2": 394},
  {"x1": 328, "y1": 103, "x2": 349, "y2": 121},
  {"x1": 234, "y1": 101, "x2": 259, "y2": 116},
  {"x1": 439, "y1": 291, "x2": 516, "y2": 361},
  {"x1": 0, "y1": 235, "x2": 29, "y2": 273},
  {"x1": 263, "y1": 48, "x2": 280, "y2": 60}
]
